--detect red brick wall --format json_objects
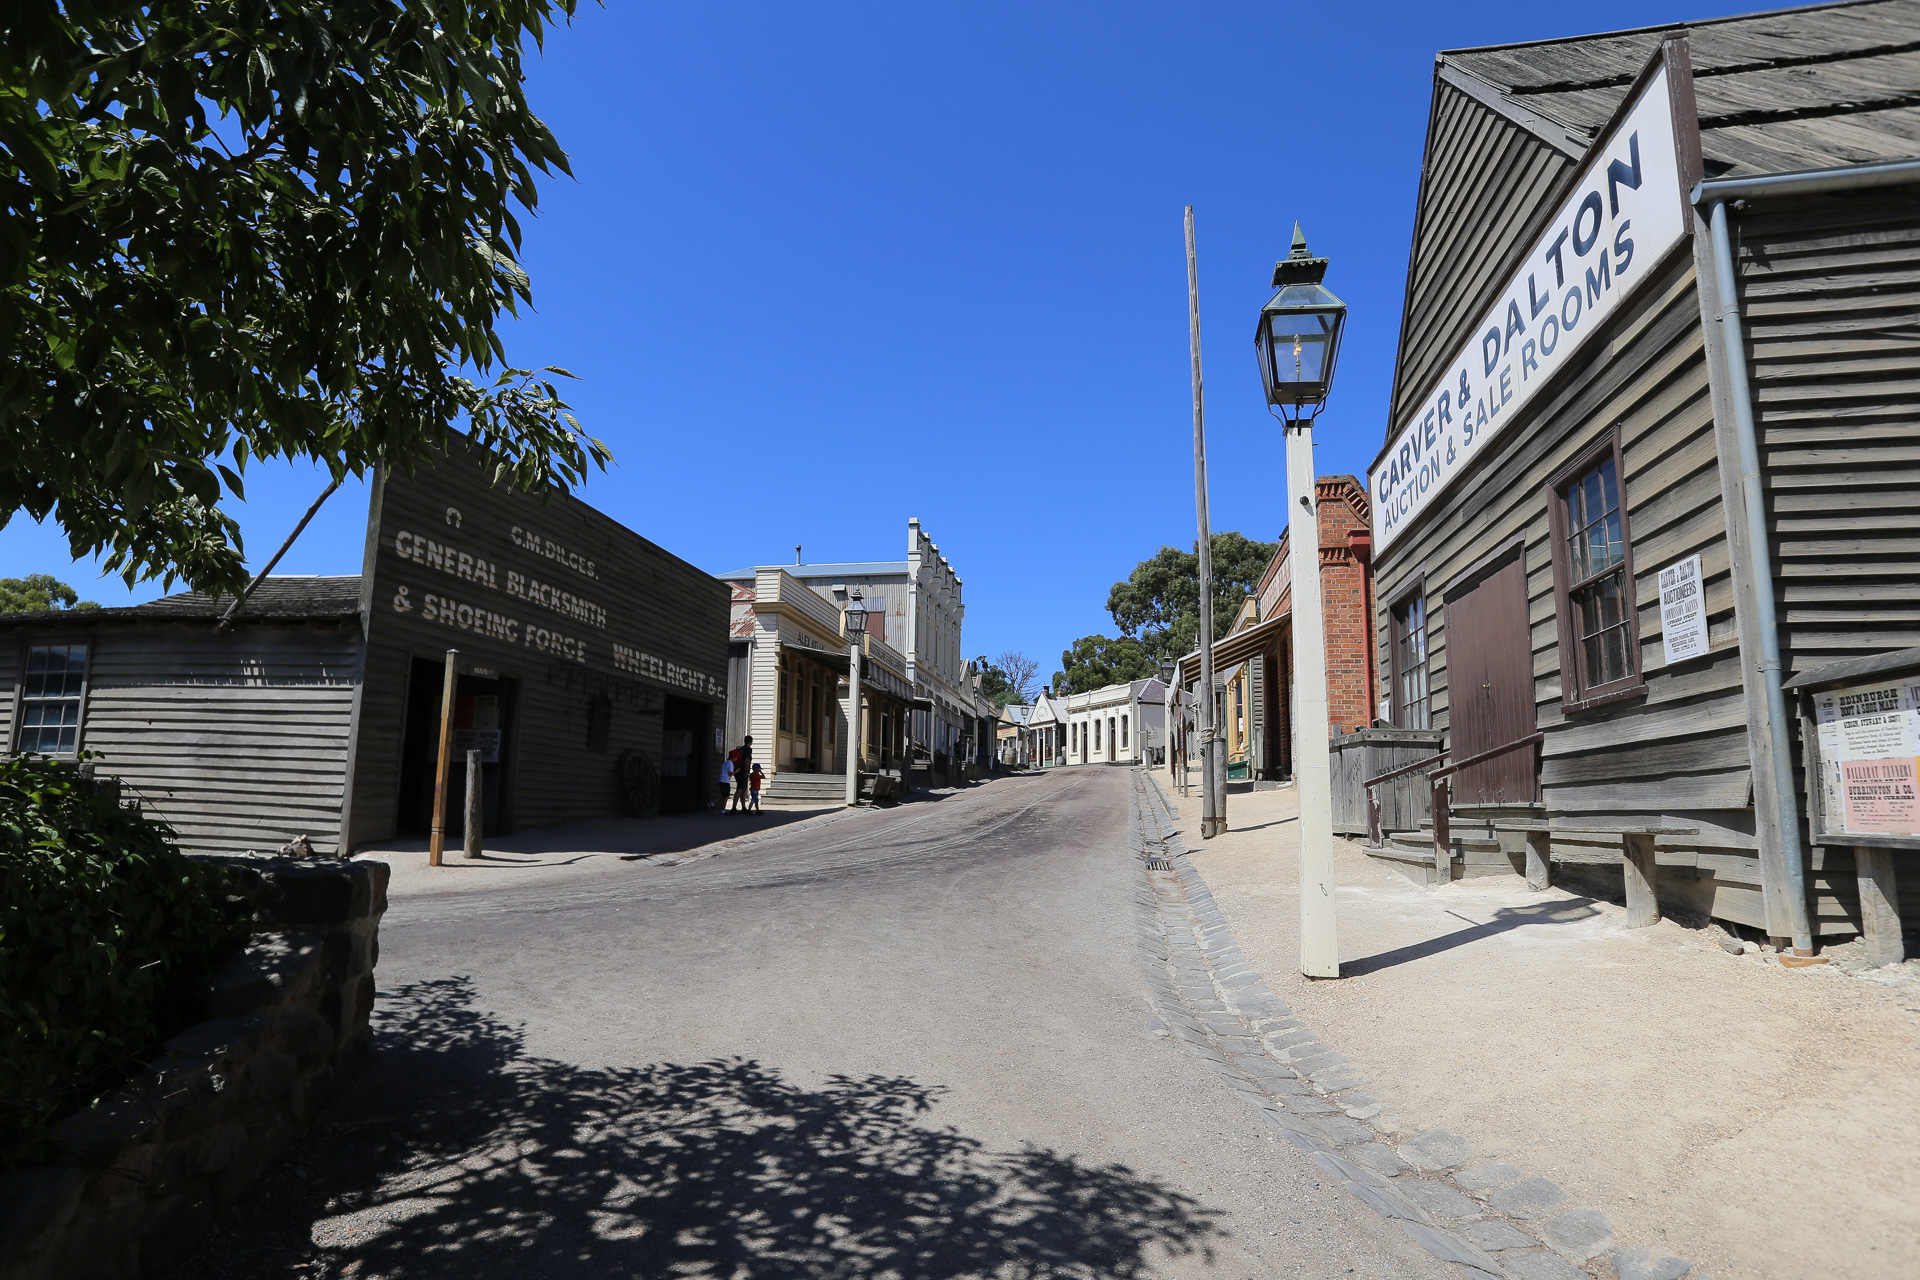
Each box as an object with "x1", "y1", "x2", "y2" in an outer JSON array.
[{"x1": 1315, "y1": 476, "x2": 1375, "y2": 736}]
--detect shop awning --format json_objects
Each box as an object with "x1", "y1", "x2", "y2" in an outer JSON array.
[
  {"x1": 1176, "y1": 612, "x2": 1290, "y2": 686},
  {"x1": 788, "y1": 645, "x2": 850, "y2": 674}
]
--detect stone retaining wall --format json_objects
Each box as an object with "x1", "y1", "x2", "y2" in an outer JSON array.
[{"x1": 0, "y1": 858, "x2": 390, "y2": 1280}]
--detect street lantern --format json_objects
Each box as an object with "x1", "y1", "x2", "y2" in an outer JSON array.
[
  {"x1": 1254, "y1": 221, "x2": 1344, "y2": 981},
  {"x1": 1254, "y1": 223, "x2": 1347, "y2": 417},
  {"x1": 843, "y1": 591, "x2": 867, "y2": 808}
]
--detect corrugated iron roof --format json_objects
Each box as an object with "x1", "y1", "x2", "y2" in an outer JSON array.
[{"x1": 1443, "y1": 0, "x2": 1920, "y2": 175}]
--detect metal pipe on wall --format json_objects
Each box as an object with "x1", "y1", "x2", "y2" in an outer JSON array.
[
  {"x1": 1690, "y1": 158, "x2": 1920, "y2": 954},
  {"x1": 1705, "y1": 198, "x2": 1810, "y2": 953}
]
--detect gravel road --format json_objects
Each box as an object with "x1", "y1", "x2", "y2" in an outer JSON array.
[{"x1": 172, "y1": 766, "x2": 1452, "y2": 1279}]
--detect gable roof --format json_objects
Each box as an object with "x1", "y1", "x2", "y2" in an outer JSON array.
[
  {"x1": 1388, "y1": 0, "x2": 1920, "y2": 434},
  {"x1": 1442, "y1": 0, "x2": 1920, "y2": 176}
]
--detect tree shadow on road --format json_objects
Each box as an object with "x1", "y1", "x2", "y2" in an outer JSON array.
[{"x1": 173, "y1": 977, "x2": 1223, "y2": 1279}]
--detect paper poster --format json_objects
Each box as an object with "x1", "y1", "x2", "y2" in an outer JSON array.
[
  {"x1": 1814, "y1": 679, "x2": 1920, "y2": 837},
  {"x1": 451, "y1": 728, "x2": 500, "y2": 763},
  {"x1": 1839, "y1": 758, "x2": 1920, "y2": 835},
  {"x1": 1657, "y1": 554, "x2": 1709, "y2": 664}
]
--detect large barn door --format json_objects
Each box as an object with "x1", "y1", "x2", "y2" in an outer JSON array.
[{"x1": 1444, "y1": 546, "x2": 1538, "y2": 805}]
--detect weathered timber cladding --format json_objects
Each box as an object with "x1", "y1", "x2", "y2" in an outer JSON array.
[
  {"x1": 1741, "y1": 193, "x2": 1920, "y2": 672},
  {"x1": 348, "y1": 444, "x2": 728, "y2": 845},
  {"x1": 0, "y1": 644, "x2": 13, "y2": 747},
  {"x1": 1376, "y1": 229, "x2": 1769, "y2": 923},
  {"x1": 83, "y1": 625, "x2": 361, "y2": 855},
  {"x1": 1373, "y1": 5, "x2": 1920, "y2": 939},
  {"x1": 1389, "y1": 81, "x2": 1575, "y2": 431},
  {"x1": 0, "y1": 589, "x2": 364, "y2": 856}
]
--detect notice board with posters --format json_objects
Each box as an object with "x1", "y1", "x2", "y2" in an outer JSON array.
[{"x1": 1787, "y1": 648, "x2": 1920, "y2": 849}]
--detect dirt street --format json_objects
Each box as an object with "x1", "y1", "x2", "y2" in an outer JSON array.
[{"x1": 1176, "y1": 777, "x2": 1920, "y2": 1280}]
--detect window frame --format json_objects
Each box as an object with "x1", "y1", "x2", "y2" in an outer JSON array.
[
  {"x1": 13, "y1": 639, "x2": 93, "y2": 757},
  {"x1": 1545, "y1": 428, "x2": 1647, "y2": 713},
  {"x1": 1383, "y1": 571, "x2": 1429, "y2": 730}
]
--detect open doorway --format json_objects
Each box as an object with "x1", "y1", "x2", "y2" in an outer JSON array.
[
  {"x1": 660, "y1": 696, "x2": 710, "y2": 813},
  {"x1": 396, "y1": 657, "x2": 518, "y2": 837}
]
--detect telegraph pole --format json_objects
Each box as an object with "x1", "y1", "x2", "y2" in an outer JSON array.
[{"x1": 1186, "y1": 206, "x2": 1225, "y2": 838}]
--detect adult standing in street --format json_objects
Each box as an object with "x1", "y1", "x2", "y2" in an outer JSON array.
[{"x1": 732, "y1": 736, "x2": 754, "y2": 813}]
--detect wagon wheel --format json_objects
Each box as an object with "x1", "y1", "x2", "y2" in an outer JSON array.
[{"x1": 618, "y1": 749, "x2": 660, "y2": 818}]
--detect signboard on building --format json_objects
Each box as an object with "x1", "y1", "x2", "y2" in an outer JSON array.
[
  {"x1": 1812, "y1": 679, "x2": 1920, "y2": 838},
  {"x1": 351, "y1": 436, "x2": 730, "y2": 835},
  {"x1": 371, "y1": 447, "x2": 726, "y2": 701},
  {"x1": 1657, "y1": 554, "x2": 1709, "y2": 664},
  {"x1": 1370, "y1": 60, "x2": 1692, "y2": 552}
]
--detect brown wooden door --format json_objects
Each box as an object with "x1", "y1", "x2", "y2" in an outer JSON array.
[{"x1": 1444, "y1": 547, "x2": 1538, "y2": 805}]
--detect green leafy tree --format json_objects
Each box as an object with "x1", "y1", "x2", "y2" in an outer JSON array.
[
  {"x1": 1, "y1": 0, "x2": 609, "y2": 596},
  {"x1": 1105, "y1": 532, "x2": 1278, "y2": 663},
  {"x1": 1053, "y1": 634, "x2": 1161, "y2": 696},
  {"x1": 0, "y1": 575, "x2": 98, "y2": 614}
]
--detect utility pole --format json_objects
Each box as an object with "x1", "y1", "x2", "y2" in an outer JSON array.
[{"x1": 1186, "y1": 206, "x2": 1225, "y2": 838}]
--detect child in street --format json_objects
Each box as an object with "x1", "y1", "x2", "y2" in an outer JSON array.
[
  {"x1": 717, "y1": 755, "x2": 734, "y2": 813},
  {"x1": 748, "y1": 764, "x2": 764, "y2": 813}
]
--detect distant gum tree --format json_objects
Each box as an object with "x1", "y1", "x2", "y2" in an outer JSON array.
[
  {"x1": 1104, "y1": 532, "x2": 1278, "y2": 665},
  {"x1": 0, "y1": 575, "x2": 98, "y2": 614},
  {"x1": 1052, "y1": 634, "x2": 1161, "y2": 696},
  {"x1": 0, "y1": 0, "x2": 610, "y2": 595}
]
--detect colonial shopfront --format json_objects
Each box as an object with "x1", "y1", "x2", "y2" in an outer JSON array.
[
  {"x1": 0, "y1": 436, "x2": 730, "y2": 853},
  {"x1": 1365, "y1": 4, "x2": 1920, "y2": 950},
  {"x1": 1174, "y1": 474, "x2": 1376, "y2": 785},
  {"x1": 726, "y1": 566, "x2": 915, "y2": 789}
]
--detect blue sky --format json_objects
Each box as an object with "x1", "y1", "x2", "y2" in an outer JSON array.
[{"x1": 3, "y1": 0, "x2": 1750, "y2": 669}]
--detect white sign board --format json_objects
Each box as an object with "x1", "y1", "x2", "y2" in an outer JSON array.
[
  {"x1": 1813, "y1": 680, "x2": 1920, "y2": 838},
  {"x1": 1657, "y1": 554, "x2": 1708, "y2": 664},
  {"x1": 1370, "y1": 65, "x2": 1689, "y2": 553}
]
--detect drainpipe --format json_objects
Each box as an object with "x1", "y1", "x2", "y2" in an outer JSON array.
[{"x1": 1692, "y1": 157, "x2": 1920, "y2": 954}]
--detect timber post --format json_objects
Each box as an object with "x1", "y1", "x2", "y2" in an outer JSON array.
[
  {"x1": 463, "y1": 749, "x2": 483, "y2": 859},
  {"x1": 1525, "y1": 829, "x2": 1553, "y2": 891},
  {"x1": 1857, "y1": 846, "x2": 1904, "y2": 968},
  {"x1": 1622, "y1": 832, "x2": 1660, "y2": 928},
  {"x1": 428, "y1": 648, "x2": 457, "y2": 867}
]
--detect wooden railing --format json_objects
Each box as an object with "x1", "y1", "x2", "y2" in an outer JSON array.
[
  {"x1": 1364, "y1": 730, "x2": 1546, "y2": 881},
  {"x1": 1426, "y1": 732, "x2": 1545, "y2": 872},
  {"x1": 1364, "y1": 750, "x2": 1449, "y2": 846}
]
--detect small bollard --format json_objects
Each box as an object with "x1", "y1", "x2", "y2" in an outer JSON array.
[{"x1": 463, "y1": 749, "x2": 483, "y2": 859}]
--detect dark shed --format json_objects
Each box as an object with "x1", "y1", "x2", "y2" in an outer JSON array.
[
  {"x1": 0, "y1": 441, "x2": 728, "y2": 854},
  {"x1": 1364, "y1": 0, "x2": 1920, "y2": 949}
]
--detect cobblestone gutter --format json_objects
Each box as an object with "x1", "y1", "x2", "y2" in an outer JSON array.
[
  {"x1": 1128, "y1": 772, "x2": 1700, "y2": 1280},
  {"x1": 0, "y1": 858, "x2": 389, "y2": 1280}
]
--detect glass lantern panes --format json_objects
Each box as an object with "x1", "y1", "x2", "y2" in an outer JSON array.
[
  {"x1": 1255, "y1": 278, "x2": 1346, "y2": 409},
  {"x1": 1267, "y1": 311, "x2": 1336, "y2": 386},
  {"x1": 20, "y1": 644, "x2": 89, "y2": 754}
]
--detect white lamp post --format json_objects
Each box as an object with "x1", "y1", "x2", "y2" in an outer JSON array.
[
  {"x1": 1254, "y1": 223, "x2": 1348, "y2": 980},
  {"x1": 844, "y1": 590, "x2": 868, "y2": 807}
]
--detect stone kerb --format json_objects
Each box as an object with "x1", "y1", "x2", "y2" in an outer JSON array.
[{"x1": 0, "y1": 858, "x2": 390, "y2": 1280}]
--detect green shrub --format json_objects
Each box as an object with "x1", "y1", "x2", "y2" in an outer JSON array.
[{"x1": 0, "y1": 755, "x2": 251, "y2": 1169}]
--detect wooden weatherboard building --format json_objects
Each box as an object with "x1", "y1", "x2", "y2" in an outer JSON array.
[
  {"x1": 0, "y1": 440, "x2": 728, "y2": 854},
  {"x1": 1365, "y1": 2, "x2": 1920, "y2": 947}
]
